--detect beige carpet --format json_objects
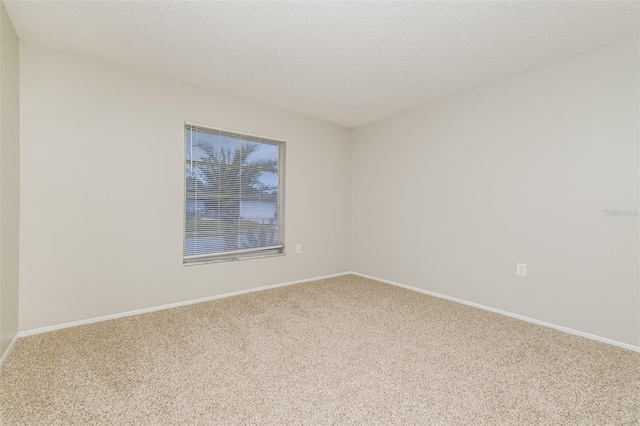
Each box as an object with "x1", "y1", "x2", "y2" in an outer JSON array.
[{"x1": 1, "y1": 275, "x2": 639, "y2": 425}]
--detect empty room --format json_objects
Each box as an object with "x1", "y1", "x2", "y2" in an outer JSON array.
[{"x1": 0, "y1": 1, "x2": 639, "y2": 424}]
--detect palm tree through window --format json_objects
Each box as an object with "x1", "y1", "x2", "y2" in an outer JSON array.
[{"x1": 184, "y1": 123, "x2": 285, "y2": 263}]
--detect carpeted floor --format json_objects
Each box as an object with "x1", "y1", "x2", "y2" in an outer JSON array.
[{"x1": 1, "y1": 275, "x2": 639, "y2": 425}]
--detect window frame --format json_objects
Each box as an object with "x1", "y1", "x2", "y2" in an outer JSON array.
[{"x1": 182, "y1": 122, "x2": 286, "y2": 265}]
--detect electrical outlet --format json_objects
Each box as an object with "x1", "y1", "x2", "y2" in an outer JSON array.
[
  {"x1": 516, "y1": 263, "x2": 527, "y2": 277},
  {"x1": 295, "y1": 244, "x2": 302, "y2": 254}
]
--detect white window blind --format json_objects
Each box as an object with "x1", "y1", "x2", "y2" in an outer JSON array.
[{"x1": 184, "y1": 123, "x2": 285, "y2": 264}]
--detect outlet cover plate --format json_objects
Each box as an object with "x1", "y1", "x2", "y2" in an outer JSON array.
[{"x1": 516, "y1": 263, "x2": 527, "y2": 277}]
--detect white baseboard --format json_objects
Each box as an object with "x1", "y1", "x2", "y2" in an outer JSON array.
[
  {"x1": 0, "y1": 333, "x2": 19, "y2": 367},
  {"x1": 19, "y1": 271, "x2": 351, "y2": 338},
  {"x1": 15, "y1": 270, "x2": 640, "y2": 354},
  {"x1": 350, "y1": 271, "x2": 640, "y2": 353}
]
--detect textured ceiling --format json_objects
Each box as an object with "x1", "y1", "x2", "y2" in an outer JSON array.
[{"x1": 5, "y1": 1, "x2": 639, "y2": 128}]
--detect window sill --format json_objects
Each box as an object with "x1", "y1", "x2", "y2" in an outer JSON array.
[{"x1": 183, "y1": 251, "x2": 285, "y2": 266}]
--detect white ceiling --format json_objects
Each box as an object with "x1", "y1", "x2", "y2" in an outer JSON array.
[{"x1": 5, "y1": 1, "x2": 639, "y2": 128}]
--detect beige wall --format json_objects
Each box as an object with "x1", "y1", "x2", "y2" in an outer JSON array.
[
  {"x1": 352, "y1": 40, "x2": 639, "y2": 346},
  {"x1": 19, "y1": 42, "x2": 352, "y2": 331},
  {"x1": 17, "y1": 38, "x2": 640, "y2": 347},
  {"x1": 0, "y1": 2, "x2": 20, "y2": 356}
]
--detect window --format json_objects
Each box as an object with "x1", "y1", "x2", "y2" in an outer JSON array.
[{"x1": 184, "y1": 123, "x2": 285, "y2": 264}]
